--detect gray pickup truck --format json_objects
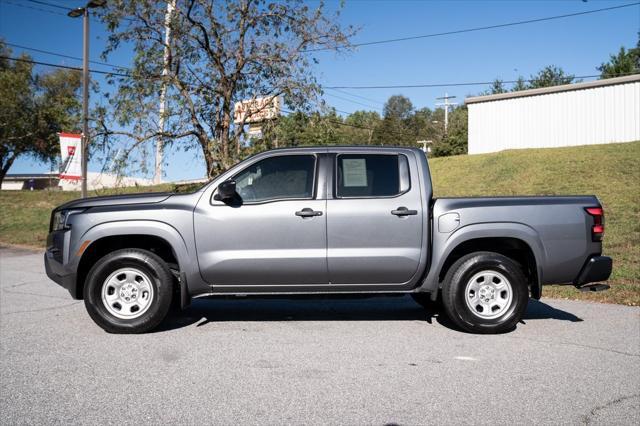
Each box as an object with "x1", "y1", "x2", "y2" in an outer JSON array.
[{"x1": 45, "y1": 146, "x2": 612, "y2": 334}]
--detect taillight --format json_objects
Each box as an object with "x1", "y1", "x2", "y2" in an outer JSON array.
[{"x1": 585, "y1": 207, "x2": 604, "y2": 242}]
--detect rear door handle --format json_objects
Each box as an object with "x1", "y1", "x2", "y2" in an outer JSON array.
[
  {"x1": 295, "y1": 208, "x2": 323, "y2": 217},
  {"x1": 391, "y1": 207, "x2": 418, "y2": 216}
]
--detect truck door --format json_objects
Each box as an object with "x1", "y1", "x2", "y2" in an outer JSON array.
[
  {"x1": 326, "y1": 152, "x2": 424, "y2": 285},
  {"x1": 194, "y1": 153, "x2": 328, "y2": 286}
]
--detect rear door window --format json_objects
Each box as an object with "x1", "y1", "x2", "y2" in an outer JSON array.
[{"x1": 336, "y1": 154, "x2": 406, "y2": 197}]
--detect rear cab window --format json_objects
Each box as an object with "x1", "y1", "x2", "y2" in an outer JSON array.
[{"x1": 336, "y1": 153, "x2": 410, "y2": 198}]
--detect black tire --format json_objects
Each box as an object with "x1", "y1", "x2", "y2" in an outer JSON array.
[
  {"x1": 411, "y1": 292, "x2": 441, "y2": 310},
  {"x1": 84, "y1": 249, "x2": 173, "y2": 334},
  {"x1": 441, "y1": 251, "x2": 528, "y2": 334}
]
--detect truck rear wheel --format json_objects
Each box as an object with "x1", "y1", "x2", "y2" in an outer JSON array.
[
  {"x1": 441, "y1": 251, "x2": 528, "y2": 334},
  {"x1": 84, "y1": 249, "x2": 173, "y2": 334}
]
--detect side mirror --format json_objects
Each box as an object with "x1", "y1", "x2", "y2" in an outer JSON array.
[{"x1": 214, "y1": 179, "x2": 236, "y2": 201}]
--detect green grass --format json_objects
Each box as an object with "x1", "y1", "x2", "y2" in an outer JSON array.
[
  {"x1": 1, "y1": 142, "x2": 638, "y2": 305},
  {"x1": 0, "y1": 183, "x2": 176, "y2": 247},
  {"x1": 429, "y1": 141, "x2": 639, "y2": 305}
]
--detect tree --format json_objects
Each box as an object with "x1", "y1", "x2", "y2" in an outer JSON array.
[
  {"x1": 0, "y1": 42, "x2": 81, "y2": 185},
  {"x1": 372, "y1": 95, "x2": 415, "y2": 146},
  {"x1": 486, "y1": 79, "x2": 507, "y2": 95},
  {"x1": 528, "y1": 65, "x2": 574, "y2": 89},
  {"x1": 432, "y1": 106, "x2": 467, "y2": 157},
  {"x1": 511, "y1": 76, "x2": 528, "y2": 92},
  {"x1": 383, "y1": 95, "x2": 414, "y2": 120},
  {"x1": 343, "y1": 110, "x2": 380, "y2": 145},
  {"x1": 98, "y1": 0, "x2": 354, "y2": 178},
  {"x1": 598, "y1": 35, "x2": 640, "y2": 79}
]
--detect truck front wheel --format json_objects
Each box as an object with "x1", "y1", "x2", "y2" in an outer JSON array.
[
  {"x1": 441, "y1": 251, "x2": 528, "y2": 334},
  {"x1": 83, "y1": 249, "x2": 173, "y2": 333}
]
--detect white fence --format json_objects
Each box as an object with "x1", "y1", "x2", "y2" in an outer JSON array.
[{"x1": 465, "y1": 75, "x2": 640, "y2": 154}]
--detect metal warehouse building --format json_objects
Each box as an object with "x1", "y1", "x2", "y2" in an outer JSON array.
[{"x1": 465, "y1": 74, "x2": 640, "y2": 154}]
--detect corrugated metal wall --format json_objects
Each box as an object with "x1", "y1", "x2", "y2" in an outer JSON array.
[{"x1": 468, "y1": 80, "x2": 640, "y2": 154}]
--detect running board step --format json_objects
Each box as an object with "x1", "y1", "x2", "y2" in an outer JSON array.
[{"x1": 576, "y1": 283, "x2": 610, "y2": 292}]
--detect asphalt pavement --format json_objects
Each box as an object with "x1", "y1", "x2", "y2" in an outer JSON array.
[{"x1": 1, "y1": 246, "x2": 639, "y2": 425}]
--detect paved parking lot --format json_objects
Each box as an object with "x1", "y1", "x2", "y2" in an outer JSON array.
[{"x1": 1, "y1": 246, "x2": 639, "y2": 425}]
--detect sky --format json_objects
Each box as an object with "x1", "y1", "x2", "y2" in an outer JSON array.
[{"x1": 1, "y1": 0, "x2": 639, "y2": 181}]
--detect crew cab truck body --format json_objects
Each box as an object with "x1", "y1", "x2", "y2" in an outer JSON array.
[{"x1": 45, "y1": 147, "x2": 612, "y2": 333}]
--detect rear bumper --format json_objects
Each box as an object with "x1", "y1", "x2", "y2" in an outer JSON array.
[{"x1": 575, "y1": 256, "x2": 612, "y2": 286}]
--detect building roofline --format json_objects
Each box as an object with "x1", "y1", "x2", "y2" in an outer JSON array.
[{"x1": 465, "y1": 74, "x2": 640, "y2": 105}]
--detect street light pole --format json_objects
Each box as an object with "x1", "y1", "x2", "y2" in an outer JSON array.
[
  {"x1": 68, "y1": 0, "x2": 106, "y2": 198},
  {"x1": 81, "y1": 7, "x2": 90, "y2": 198}
]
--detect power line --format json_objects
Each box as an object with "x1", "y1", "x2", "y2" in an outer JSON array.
[
  {"x1": 3, "y1": 0, "x2": 132, "y2": 23},
  {"x1": 4, "y1": 42, "x2": 127, "y2": 69},
  {"x1": 1, "y1": 0, "x2": 69, "y2": 16},
  {"x1": 325, "y1": 88, "x2": 385, "y2": 106},
  {"x1": 323, "y1": 91, "x2": 382, "y2": 111},
  {"x1": 25, "y1": 0, "x2": 71, "y2": 11},
  {"x1": 307, "y1": 2, "x2": 640, "y2": 52},
  {"x1": 324, "y1": 72, "x2": 640, "y2": 90},
  {"x1": 4, "y1": 54, "x2": 638, "y2": 93},
  {"x1": 0, "y1": 55, "x2": 131, "y2": 77}
]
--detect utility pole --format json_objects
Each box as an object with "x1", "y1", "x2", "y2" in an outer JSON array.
[
  {"x1": 436, "y1": 93, "x2": 458, "y2": 133},
  {"x1": 154, "y1": 0, "x2": 176, "y2": 185},
  {"x1": 81, "y1": 8, "x2": 89, "y2": 196},
  {"x1": 68, "y1": 0, "x2": 106, "y2": 198},
  {"x1": 416, "y1": 140, "x2": 432, "y2": 153}
]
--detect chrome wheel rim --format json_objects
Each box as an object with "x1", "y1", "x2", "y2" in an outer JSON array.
[
  {"x1": 101, "y1": 268, "x2": 154, "y2": 320},
  {"x1": 464, "y1": 270, "x2": 513, "y2": 320}
]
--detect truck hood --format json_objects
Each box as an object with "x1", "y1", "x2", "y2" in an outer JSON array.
[{"x1": 55, "y1": 192, "x2": 173, "y2": 211}]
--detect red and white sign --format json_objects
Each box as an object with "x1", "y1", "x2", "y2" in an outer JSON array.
[{"x1": 59, "y1": 133, "x2": 82, "y2": 181}]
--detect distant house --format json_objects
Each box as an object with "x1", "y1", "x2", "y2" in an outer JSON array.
[
  {"x1": 2, "y1": 172, "x2": 153, "y2": 191},
  {"x1": 465, "y1": 74, "x2": 640, "y2": 154},
  {"x1": 1, "y1": 173, "x2": 59, "y2": 191}
]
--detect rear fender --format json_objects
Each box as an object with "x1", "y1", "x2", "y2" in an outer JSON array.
[{"x1": 419, "y1": 222, "x2": 546, "y2": 296}]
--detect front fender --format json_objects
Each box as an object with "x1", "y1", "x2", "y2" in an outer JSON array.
[
  {"x1": 69, "y1": 220, "x2": 205, "y2": 303},
  {"x1": 419, "y1": 222, "x2": 546, "y2": 293},
  {"x1": 77, "y1": 220, "x2": 191, "y2": 267}
]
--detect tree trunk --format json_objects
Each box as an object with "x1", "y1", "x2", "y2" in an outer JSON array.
[
  {"x1": 0, "y1": 153, "x2": 17, "y2": 187},
  {"x1": 203, "y1": 141, "x2": 217, "y2": 179}
]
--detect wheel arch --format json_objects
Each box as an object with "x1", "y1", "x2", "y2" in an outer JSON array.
[
  {"x1": 74, "y1": 221, "x2": 191, "y2": 300},
  {"x1": 421, "y1": 223, "x2": 545, "y2": 299}
]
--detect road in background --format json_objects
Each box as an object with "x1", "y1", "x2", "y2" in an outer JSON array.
[{"x1": 1, "y1": 247, "x2": 639, "y2": 425}]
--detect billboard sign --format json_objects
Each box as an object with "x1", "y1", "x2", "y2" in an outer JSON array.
[
  {"x1": 59, "y1": 133, "x2": 82, "y2": 180},
  {"x1": 233, "y1": 96, "x2": 280, "y2": 124}
]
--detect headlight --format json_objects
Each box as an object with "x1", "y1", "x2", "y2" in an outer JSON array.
[
  {"x1": 51, "y1": 211, "x2": 66, "y2": 231},
  {"x1": 50, "y1": 209, "x2": 84, "y2": 232}
]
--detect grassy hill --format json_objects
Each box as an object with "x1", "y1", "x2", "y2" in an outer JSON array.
[
  {"x1": 429, "y1": 141, "x2": 639, "y2": 305},
  {"x1": 1, "y1": 141, "x2": 638, "y2": 305}
]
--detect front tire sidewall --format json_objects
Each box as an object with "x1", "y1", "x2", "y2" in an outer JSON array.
[
  {"x1": 444, "y1": 253, "x2": 528, "y2": 334},
  {"x1": 84, "y1": 250, "x2": 173, "y2": 334}
]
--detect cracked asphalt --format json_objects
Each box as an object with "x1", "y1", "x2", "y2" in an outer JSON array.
[{"x1": 1, "y1": 246, "x2": 639, "y2": 425}]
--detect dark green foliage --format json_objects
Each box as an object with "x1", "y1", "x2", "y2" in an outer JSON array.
[
  {"x1": 598, "y1": 35, "x2": 640, "y2": 79},
  {"x1": 0, "y1": 41, "x2": 81, "y2": 184}
]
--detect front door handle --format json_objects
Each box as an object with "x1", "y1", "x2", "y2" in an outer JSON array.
[
  {"x1": 391, "y1": 207, "x2": 418, "y2": 216},
  {"x1": 295, "y1": 208, "x2": 323, "y2": 218}
]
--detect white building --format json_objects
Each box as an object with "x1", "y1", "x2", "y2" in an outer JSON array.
[
  {"x1": 2, "y1": 172, "x2": 152, "y2": 191},
  {"x1": 465, "y1": 74, "x2": 640, "y2": 154}
]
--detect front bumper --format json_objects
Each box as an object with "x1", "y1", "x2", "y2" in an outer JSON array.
[
  {"x1": 44, "y1": 230, "x2": 78, "y2": 299},
  {"x1": 575, "y1": 256, "x2": 612, "y2": 286},
  {"x1": 44, "y1": 252, "x2": 76, "y2": 296}
]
